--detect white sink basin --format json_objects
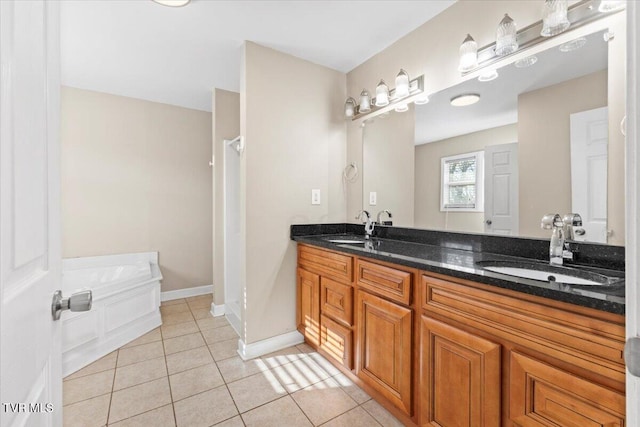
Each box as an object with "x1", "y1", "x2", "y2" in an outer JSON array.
[
  {"x1": 482, "y1": 266, "x2": 604, "y2": 286},
  {"x1": 476, "y1": 260, "x2": 622, "y2": 287},
  {"x1": 326, "y1": 239, "x2": 365, "y2": 244}
]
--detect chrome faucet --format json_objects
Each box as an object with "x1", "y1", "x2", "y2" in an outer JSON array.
[
  {"x1": 376, "y1": 210, "x2": 393, "y2": 226},
  {"x1": 356, "y1": 210, "x2": 375, "y2": 240},
  {"x1": 541, "y1": 213, "x2": 564, "y2": 265},
  {"x1": 561, "y1": 213, "x2": 582, "y2": 261}
]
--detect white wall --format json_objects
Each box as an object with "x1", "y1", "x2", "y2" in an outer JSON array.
[
  {"x1": 242, "y1": 42, "x2": 347, "y2": 344},
  {"x1": 61, "y1": 87, "x2": 213, "y2": 292}
]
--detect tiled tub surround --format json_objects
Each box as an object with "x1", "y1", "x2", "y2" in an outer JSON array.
[
  {"x1": 291, "y1": 223, "x2": 625, "y2": 314},
  {"x1": 62, "y1": 294, "x2": 401, "y2": 427}
]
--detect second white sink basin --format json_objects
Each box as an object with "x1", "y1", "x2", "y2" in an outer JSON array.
[
  {"x1": 482, "y1": 265, "x2": 603, "y2": 286},
  {"x1": 476, "y1": 260, "x2": 622, "y2": 287},
  {"x1": 326, "y1": 239, "x2": 365, "y2": 244}
]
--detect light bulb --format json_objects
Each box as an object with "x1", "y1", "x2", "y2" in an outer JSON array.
[
  {"x1": 375, "y1": 80, "x2": 389, "y2": 107},
  {"x1": 458, "y1": 34, "x2": 478, "y2": 72},
  {"x1": 359, "y1": 90, "x2": 371, "y2": 113},
  {"x1": 395, "y1": 69, "x2": 410, "y2": 98},
  {"x1": 541, "y1": 0, "x2": 570, "y2": 37},
  {"x1": 495, "y1": 14, "x2": 518, "y2": 56}
]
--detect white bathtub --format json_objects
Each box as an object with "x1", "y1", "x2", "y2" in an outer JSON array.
[{"x1": 61, "y1": 252, "x2": 162, "y2": 376}]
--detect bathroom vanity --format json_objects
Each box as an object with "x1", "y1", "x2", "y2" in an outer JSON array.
[{"x1": 292, "y1": 224, "x2": 625, "y2": 426}]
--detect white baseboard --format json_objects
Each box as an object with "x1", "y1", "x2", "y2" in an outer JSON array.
[
  {"x1": 211, "y1": 303, "x2": 225, "y2": 317},
  {"x1": 237, "y1": 330, "x2": 304, "y2": 361},
  {"x1": 161, "y1": 284, "x2": 213, "y2": 302}
]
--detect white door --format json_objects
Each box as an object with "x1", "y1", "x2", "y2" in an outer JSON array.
[
  {"x1": 223, "y1": 139, "x2": 242, "y2": 334},
  {"x1": 626, "y1": 1, "x2": 640, "y2": 424},
  {"x1": 570, "y1": 107, "x2": 608, "y2": 243},
  {"x1": 0, "y1": 1, "x2": 62, "y2": 426},
  {"x1": 484, "y1": 143, "x2": 519, "y2": 235}
]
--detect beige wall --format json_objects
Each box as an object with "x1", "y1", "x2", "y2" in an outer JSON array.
[
  {"x1": 363, "y1": 108, "x2": 415, "y2": 227},
  {"x1": 519, "y1": 71, "x2": 608, "y2": 239},
  {"x1": 212, "y1": 89, "x2": 240, "y2": 308},
  {"x1": 61, "y1": 87, "x2": 213, "y2": 292},
  {"x1": 414, "y1": 124, "x2": 518, "y2": 232},
  {"x1": 242, "y1": 42, "x2": 347, "y2": 344}
]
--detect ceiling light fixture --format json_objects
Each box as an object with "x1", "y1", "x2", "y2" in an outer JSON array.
[
  {"x1": 541, "y1": 0, "x2": 570, "y2": 37},
  {"x1": 495, "y1": 14, "x2": 518, "y2": 56},
  {"x1": 458, "y1": 34, "x2": 478, "y2": 72},
  {"x1": 450, "y1": 93, "x2": 480, "y2": 107},
  {"x1": 152, "y1": 0, "x2": 191, "y2": 6}
]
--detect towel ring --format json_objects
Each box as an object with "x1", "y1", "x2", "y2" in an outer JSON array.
[{"x1": 343, "y1": 162, "x2": 359, "y2": 183}]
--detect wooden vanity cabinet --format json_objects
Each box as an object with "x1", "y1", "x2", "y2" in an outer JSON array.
[
  {"x1": 297, "y1": 245, "x2": 355, "y2": 370},
  {"x1": 296, "y1": 244, "x2": 626, "y2": 426},
  {"x1": 419, "y1": 273, "x2": 626, "y2": 427}
]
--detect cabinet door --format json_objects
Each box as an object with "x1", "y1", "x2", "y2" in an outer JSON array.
[
  {"x1": 321, "y1": 277, "x2": 353, "y2": 326},
  {"x1": 356, "y1": 290, "x2": 412, "y2": 415},
  {"x1": 297, "y1": 268, "x2": 320, "y2": 346},
  {"x1": 420, "y1": 316, "x2": 501, "y2": 427},
  {"x1": 320, "y1": 314, "x2": 353, "y2": 369},
  {"x1": 509, "y1": 352, "x2": 625, "y2": 427}
]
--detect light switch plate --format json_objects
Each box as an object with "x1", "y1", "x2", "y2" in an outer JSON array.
[
  {"x1": 369, "y1": 191, "x2": 377, "y2": 206},
  {"x1": 311, "y1": 189, "x2": 321, "y2": 205}
]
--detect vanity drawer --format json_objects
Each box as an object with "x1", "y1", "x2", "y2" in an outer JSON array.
[
  {"x1": 320, "y1": 277, "x2": 353, "y2": 327},
  {"x1": 420, "y1": 274, "x2": 626, "y2": 384},
  {"x1": 298, "y1": 245, "x2": 353, "y2": 284},
  {"x1": 356, "y1": 259, "x2": 412, "y2": 305},
  {"x1": 320, "y1": 314, "x2": 353, "y2": 370}
]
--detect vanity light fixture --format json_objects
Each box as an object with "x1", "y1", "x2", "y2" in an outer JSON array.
[
  {"x1": 344, "y1": 97, "x2": 357, "y2": 118},
  {"x1": 343, "y1": 74, "x2": 425, "y2": 119},
  {"x1": 359, "y1": 90, "x2": 372, "y2": 113},
  {"x1": 478, "y1": 69, "x2": 499, "y2": 82},
  {"x1": 375, "y1": 80, "x2": 390, "y2": 107},
  {"x1": 598, "y1": 0, "x2": 625, "y2": 13},
  {"x1": 450, "y1": 93, "x2": 480, "y2": 107},
  {"x1": 541, "y1": 0, "x2": 570, "y2": 37},
  {"x1": 514, "y1": 55, "x2": 538, "y2": 68},
  {"x1": 458, "y1": 34, "x2": 478, "y2": 72},
  {"x1": 559, "y1": 37, "x2": 587, "y2": 52},
  {"x1": 495, "y1": 14, "x2": 518, "y2": 56},
  {"x1": 151, "y1": 0, "x2": 190, "y2": 6},
  {"x1": 395, "y1": 69, "x2": 410, "y2": 98}
]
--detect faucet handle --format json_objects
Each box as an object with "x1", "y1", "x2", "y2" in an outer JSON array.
[
  {"x1": 563, "y1": 213, "x2": 582, "y2": 226},
  {"x1": 541, "y1": 213, "x2": 562, "y2": 230}
]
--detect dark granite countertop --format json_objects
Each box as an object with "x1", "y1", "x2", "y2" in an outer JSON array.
[{"x1": 291, "y1": 224, "x2": 625, "y2": 315}]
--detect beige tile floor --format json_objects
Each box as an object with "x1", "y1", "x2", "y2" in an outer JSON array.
[{"x1": 63, "y1": 294, "x2": 403, "y2": 427}]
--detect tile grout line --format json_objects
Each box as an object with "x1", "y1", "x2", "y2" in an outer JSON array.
[
  {"x1": 160, "y1": 309, "x2": 180, "y2": 427},
  {"x1": 104, "y1": 349, "x2": 119, "y2": 426}
]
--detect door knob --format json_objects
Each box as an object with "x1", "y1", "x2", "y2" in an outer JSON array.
[
  {"x1": 485, "y1": 219, "x2": 492, "y2": 225},
  {"x1": 51, "y1": 290, "x2": 92, "y2": 321}
]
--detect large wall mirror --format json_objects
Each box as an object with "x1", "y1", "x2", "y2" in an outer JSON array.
[{"x1": 362, "y1": 17, "x2": 625, "y2": 246}]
